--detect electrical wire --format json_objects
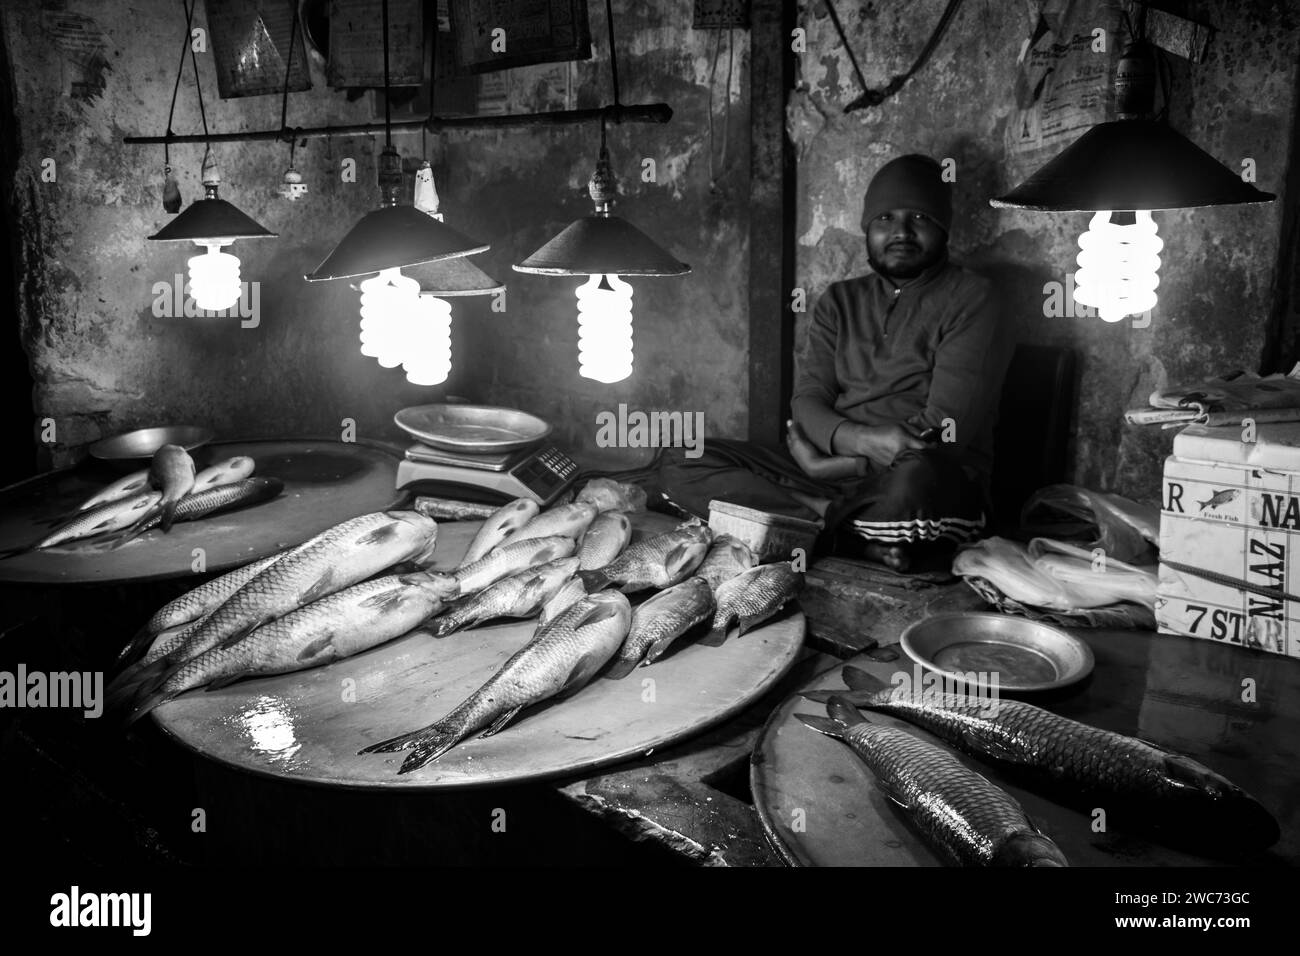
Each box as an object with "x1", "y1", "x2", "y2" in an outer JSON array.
[
  {"x1": 604, "y1": 0, "x2": 621, "y2": 110},
  {"x1": 382, "y1": 0, "x2": 392, "y2": 147},
  {"x1": 163, "y1": 0, "x2": 199, "y2": 167}
]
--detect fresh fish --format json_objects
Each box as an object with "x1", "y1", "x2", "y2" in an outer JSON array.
[
  {"x1": 605, "y1": 576, "x2": 714, "y2": 679},
  {"x1": 27, "y1": 491, "x2": 162, "y2": 552},
  {"x1": 110, "y1": 477, "x2": 284, "y2": 549},
  {"x1": 538, "y1": 577, "x2": 587, "y2": 627},
  {"x1": 133, "y1": 511, "x2": 440, "y2": 673},
  {"x1": 458, "y1": 498, "x2": 540, "y2": 568},
  {"x1": 454, "y1": 535, "x2": 576, "y2": 595},
  {"x1": 190, "y1": 456, "x2": 256, "y2": 494},
  {"x1": 72, "y1": 469, "x2": 150, "y2": 513},
  {"x1": 146, "y1": 444, "x2": 197, "y2": 533},
  {"x1": 804, "y1": 666, "x2": 1281, "y2": 853},
  {"x1": 496, "y1": 501, "x2": 599, "y2": 549},
  {"x1": 700, "y1": 560, "x2": 802, "y2": 646},
  {"x1": 145, "y1": 552, "x2": 286, "y2": 637},
  {"x1": 798, "y1": 696, "x2": 1068, "y2": 867},
  {"x1": 577, "y1": 511, "x2": 632, "y2": 570},
  {"x1": 577, "y1": 521, "x2": 713, "y2": 593},
  {"x1": 125, "y1": 571, "x2": 460, "y2": 722},
  {"x1": 429, "y1": 557, "x2": 579, "y2": 637},
  {"x1": 695, "y1": 534, "x2": 757, "y2": 590},
  {"x1": 1197, "y1": 489, "x2": 1238, "y2": 512},
  {"x1": 359, "y1": 590, "x2": 631, "y2": 773}
]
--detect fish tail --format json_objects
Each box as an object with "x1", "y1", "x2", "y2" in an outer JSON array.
[
  {"x1": 841, "y1": 665, "x2": 890, "y2": 694},
  {"x1": 795, "y1": 714, "x2": 844, "y2": 739},
  {"x1": 110, "y1": 624, "x2": 156, "y2": 672},
  {"x1": 358, "y1": 721, "x2": 442, "y2": 755},
  {"x1": 643, "y1": 634, "x2": 680, "y2": 665},
  {"x1": 737, "y1": 610, "x2": 776, "y2": 636},
  {"x1": 576, "y1": 570, "x2": 609, "y2": 593},
  {"x1": 697, "y1": 616, "x2": 733, "y2": 648},
  {"x1": 106, "y1": 658, "x2": 174, "y2": 710},
  {"x1": 800, "y1": 688, "x2": 875, "y2": 706},
  {"x1": 602, "y1": 656, "x2": 640, "y2": 680},
  {"x1": 159, "y1": 499, "x2": 181, "y2": 533},
  {"x1": 121, "y1": 687, "x2": 177, "y2": 728},
  {"x1": 120, "y1": 502, "x2": 165, "y2": 541},
  {"x1": 427, "y1": 609, "x2": 470, "y2": 638},
  {"x1": 825, "y1": 695, "x2": 865, "y2": 729},
  {"x1": 397, "y1": 727, "x2": 465, "y2": 773}
]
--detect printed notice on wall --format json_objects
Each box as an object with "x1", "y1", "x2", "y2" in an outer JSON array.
[{"x1": 1005, "y1": 0, "x2": 1123, "y2": 176}]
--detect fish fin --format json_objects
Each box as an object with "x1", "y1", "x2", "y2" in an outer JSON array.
[
  {"x1": 643, "y1": 634, "x2": 682, "y2": 665},
  {"x1": 159, "y1": 500, "x2": 180, "y2": 533},
  {"x1": 107, "y1": 523, "x2": 153, "y2": 550},
  {"x1": 795, "y1": 714, "x2": 844, "y2": 740},
  {"x1": 296, "y1": 635, "x2": 337, "y2": 663},
  {"x1": 478, "y1": 705, "x2": 525, "y2": 738},
  {"x1": 572, "y1": 600, "x2": 625, "y2": 631},
  {"x1": 355, "y1": 523, "x2": 401, "y2": 546},
  {"x1": 204, "y1": 671, "x2": 247, "y2": 691},
  {"x1": 801, "y1": 688, "x2": 874, "y2": 706},
  {"x1": 516, "y1": 577, "x2": 551, "y2": 612},
  {"x1": 697, "y1": 619, "x2": 733, "y2": 647},
  {"x1": 359, "y1": 725, "x2": 434, "y2": 754},
  {"x1": 427, "y1": 609, "x2": 468, "y2": 638},
  {"x1": 106, "y1": 658, "x2": 172, "y2": 707},
  {"x1": 602, "y1": 657, "x2": 640, "y2": 680},
  {"x1": 216, "y1": 619, "x2": 263, "y2": 651},
  {"x1": 737, "y1": 609, "x2": 778, "y2": 636},
  {"x1": 841, "y1": 665, "x2": 889, "y2": 693},
  {"x1": 110, "y1": 624, "x2": 155, "y2": 672},
  {"x1": 358, "y1": 588, "x2": 408, "y2": 612},
  {"x1": 576, "y1": 570, "x2": 609, "y2": 593},
  {"x1": 298, "y1": 569, "x2": 336, "y2": 605},
  {"x1": 120, "y1": 502, "x2": 166, "y2": 540}
]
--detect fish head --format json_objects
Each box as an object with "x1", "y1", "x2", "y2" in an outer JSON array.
[
  {"x1": 250, "y1": 476, "x2": 286, "y2": 497},
  {"x1": 663, "y1": 539, "x2": 711, "y2": 581},
  {"x1": 531, "y1": 535, "x2": 578, "y2": 562},
  {"x1": 532, "y1": 556, "x2": 582, "y2": 587},
  {"x1": 992, "y1": 832, "x2": 1068, "y2": 867},
  {"x1": 675, "y1": 518, "x2": 715, "y2": 546},
  {"x1": 400, "y1": 570, "x2": 461, "y2": 599},
  {"x1": 385, "y1": 511, "x2": 440, "y2": 562},
  {"x1": 1162, "y1": 755, "x2": 1281, "y2": 849},
  {"x1": 718, "y1": 535, "x2": 757, "y2": 568},
  {"x1": 580, "y1": 590, "x2": 633, "y2": 635}
]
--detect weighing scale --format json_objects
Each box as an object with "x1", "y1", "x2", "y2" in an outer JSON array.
[{"x1": 395, "y1": 442, "x2": 578, "y2": 506}]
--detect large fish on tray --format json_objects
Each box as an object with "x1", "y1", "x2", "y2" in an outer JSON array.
[
  {"x1": 359, "y1": 590, "x2": 632, "y2": 774},
  {"x1": 115, "y1": 511, "x2": 440, "y2": 691},
  {"x1": 577, "y1": 521, "x2": 712, "y2": 593},
  {"x1": 695, "y1": 534, "x2": 757, "y2": 591},
  {"x1": 577, "y1": 511, "x2": 632, "y2": 571},
  {"x1": 605, "y1": 576, "x2": 714, "y2": 679},
  {"x1": 428, "y1": 557, "x2": 579, "y2": 636},
  {"x1": 537, "y1": 577, "x2": 587, "y2": 627},
  {"x1": 804, "y1": 666, "x2": 1281, "y2": 853},
  {"x1": 700, "y1": 561, "x2": 803, "y2": 646},
  {"x1": 121, "y1": 570, "x2": 460, "y2": 722},
  {"x1": 798, "y1": 696, "x2": 1069, "y2": 867},
  {"x1": 458, "y1": 498, "x2": 540, "y2": 568},
  {"x1": 496, "y1": 501, "x2": 599, "y2": 549},
  {"x1": 453, "y1": 535, "x2": 575, "y2": 595},
  {"x1": 110, "y1": 477, "x2": 284, "y2": 549}
]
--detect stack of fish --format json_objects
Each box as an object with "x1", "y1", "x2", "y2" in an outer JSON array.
[
  {"x1": 798, "y1": 665, "x2": 1280, "y2": 864},
  {"x1": 356, "y1": 487, "x2": 806, "y2": 773},
  {"x1": 5, "y1": 447, "x2": 282, "y2": 557},
  {"x1": 108, "y1": 510, "x2": 449, "y2": 722}
]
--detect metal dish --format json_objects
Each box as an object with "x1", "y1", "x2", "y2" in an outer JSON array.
[
  {"x1": 89, "y1": 426, "x2": 214, "y2": 461},
  {"x1": 394, "y1": 404, "x2": 551, "y2": 453},
  {"x1": 900, "y1": 612, "x2": 1095, "y2": 693}
]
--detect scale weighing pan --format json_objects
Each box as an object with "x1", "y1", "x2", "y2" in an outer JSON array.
[
  {"x1": 89, "y1": 426, "x2": 213, "y2": 460},
  {"x1": 394, "y1": 404, "x2": 551, "y2": 454}
]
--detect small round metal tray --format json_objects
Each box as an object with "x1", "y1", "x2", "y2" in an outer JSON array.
[
  {"x1": 88, "y1": 426, "x2": 214, "y2": 460},
  {"x1": 394, "y1": 404, "x2": 551, "y2": 453},
  {"x1": 900, "y1": 612, "x2": 1095, "y2": 693}
]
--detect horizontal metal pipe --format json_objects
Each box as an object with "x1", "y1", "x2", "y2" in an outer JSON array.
[{"x1": 123, "y1": 103, "x2": 673, "y2": 145}]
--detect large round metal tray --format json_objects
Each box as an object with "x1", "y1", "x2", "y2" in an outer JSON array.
[
  {"x1": 394, "y1": 404, "x2": 551, "y2": 453},
  {"x1": 151, "y1": 514, "x2": 805, "y2": 790},
  {"x1": 89, "y1": 426, "x2": 213, "y2": 460}
]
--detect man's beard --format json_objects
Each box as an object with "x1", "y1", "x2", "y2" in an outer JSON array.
[{"x1": 867, "y1": 244, "x2": 946, "y2": 280}]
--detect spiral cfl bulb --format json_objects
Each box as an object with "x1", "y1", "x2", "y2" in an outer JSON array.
[
  {"x1": 358, "y1": 267, "x2": 420, "y2": 369},
  {"x1": 576, "y1": 273, "x2": 634, "y2": 384},
  {"x1": 187, "y1": 241, "x2": 242, "y2": 312},
  {"x1": 401, "y1": 294, "x2": 453, "y2": 386},
  {"x1": 1074, "y1": 210, "x2": 1163, "y2": 323}
]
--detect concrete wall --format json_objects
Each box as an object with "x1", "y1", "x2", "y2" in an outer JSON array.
[
  {"x1": 4, "y1": 0, "x2": 749, "y2": 470},
  {"x1": 792, "y1": 0, "x2": 1299, "y2": 505}
]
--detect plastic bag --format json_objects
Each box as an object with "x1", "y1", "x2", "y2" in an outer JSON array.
[
  {"x1": 1021, "y1": 484, "x2": 1159, "y2": 563},
  {"x1": 576, "y1": 477, "x2": 647, "y2": 514}
]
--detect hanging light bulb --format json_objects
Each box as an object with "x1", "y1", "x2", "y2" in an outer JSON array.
[
  {"x1": 576, "y1": 274, "x2": 634, "y2": 383},
  {"x1": 358, "y1": 267, "x2": 421, "y2": 368},
  {"x1": 1074, "y1": 210, "x2": 1163, "y2": 323},
  {"x1": 186, "y1": 241, "x2": 242, "y2": 311},
  {"x1": 401, "y1": 293, "x2": 454, "y2": 386}
]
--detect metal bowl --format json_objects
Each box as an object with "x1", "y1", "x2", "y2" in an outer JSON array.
[
  {"x1": 900, "y1": 612, "x2": 1095, "y2": 693},
  {"x1": 394, "y1": 404, "x2": 551, "y2": 453},
  {"x1": 88, "y1": 426, "x2": 214, "y2": 461}
]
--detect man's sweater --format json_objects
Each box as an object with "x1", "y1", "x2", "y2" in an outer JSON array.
[{"x1": 791, "y1": 257, "x2": 1013, "y2": 483}]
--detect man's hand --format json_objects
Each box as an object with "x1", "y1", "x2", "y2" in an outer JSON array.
[
  {"x1": 786, "y1": 420, "x2": 865, "y2": 480},
  {"x1": 832, "y1": 422, "x2": 927, "y2": 468}
]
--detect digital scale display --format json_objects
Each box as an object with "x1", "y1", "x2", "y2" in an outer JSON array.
[{"x1": 395, "y1": 442, "x2": 578, "y2": 506}]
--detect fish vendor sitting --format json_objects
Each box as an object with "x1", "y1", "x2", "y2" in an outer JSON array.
[{"x1": 657, "y1": 154, "x2": 1013, "y2": 572}]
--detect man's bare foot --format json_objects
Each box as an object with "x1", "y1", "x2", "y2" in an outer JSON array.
[{"x1": 861, "y1": 541, "x2": 912, "y2": 572}]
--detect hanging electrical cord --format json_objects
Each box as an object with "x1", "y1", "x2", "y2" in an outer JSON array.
[
  {"x1": 707, "y1": 28, "x2": 734, "y2": 193},
  {"x1": 161, "y1": 0, "x2": 200, "y2": 211},
  {"x1": 839, "y1": 0, "x2": 965, "y2": 113},
  {"x1": 604, "y1": 0, "x2": 621, "y2": 114},
  {"x1": 278, "y1": 0, "x2": 301, "y2": 149}
]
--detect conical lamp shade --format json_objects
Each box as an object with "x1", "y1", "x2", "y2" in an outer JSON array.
[
  {"x1": 148, "y1": 197, "x2": 277, "y2": 241},
  {"x1": 406, "y1": 255, "x2": 505, "y2": 296},
  {"x1": 514, "y1": 214, "x2": 690, "y2": 276},
  {"x1": 305, "y1": 205, "x2": 489, "y2": 281},
  {"x1": 992, "y1": 119, "x2": 1276, "y2": 211}
]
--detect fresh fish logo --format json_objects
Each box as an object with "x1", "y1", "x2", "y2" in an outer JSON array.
[{"x1": 1197, "y1": 489, "x2": 1238, "y2": 513}]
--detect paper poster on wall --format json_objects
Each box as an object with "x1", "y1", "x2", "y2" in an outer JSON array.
[
  {"x1": 206, "y1": 0, "x2": 312, "y2": 99},
  {"x1": 1005, "y1": 0, "x2": 1123, "y2": 176},
  {"x1": 449, "y1": 0, "x2": 591, "y2": 74},
  {"x1": 327, "y1": 0, "x2": 424, "y2": 88}
]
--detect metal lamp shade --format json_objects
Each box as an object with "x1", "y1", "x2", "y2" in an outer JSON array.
[
  {"x1": 305, "y1": 205, "x2": 489, "y2": 281},
  {"x1": 991, "y1": 119, "x2": 1276, "y2": 211},
  {"x1": 148, "y1": 197, "x2": 277, "y2": 241},
  {"x1": 514, "y1": 214, "x2": 690, "y2": 276},
  {"x1": 406, "y1": 255, "x2": 505, "y2": 296}
]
